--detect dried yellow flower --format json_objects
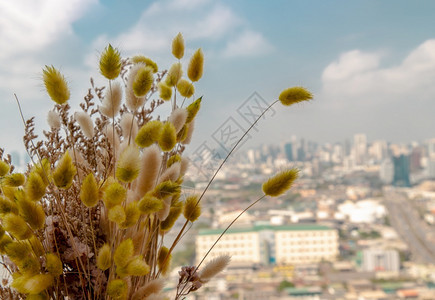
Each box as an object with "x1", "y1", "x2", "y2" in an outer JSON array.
[
  {"x1": 186, "y1": 97, "x2": 202, "y2": 123},
  {"x1": 108, "y1": 204, "x2": 126, "y2": 224},
  {"x1": 43, "y1": 65, "x2": 70, "y2": 105},
  {"x1": 103, "y1": 181, "x2": 127, "y2": 209},
  {"x1": 138, "y1": 194, "x2": 163, "y2": 215},
  {"x1": 119, "y1": 201, "x2": 140, "y2": 229},
  {"x1": 96, "y1": 244, "x2": 112, "y2": 271},
  {"x1": 17, "y1": 255, "x2": 40, "y2": 276},
  {"x1": 4, "y1": 173, "x2": 25, "y2": 187},
  {"x1": 0, "y1": 196, "x2": 18, "y2": 215},
  {"x1": 183, "y1": 195, "x2": 201, "y2": 222},
  {"x1": 45, "y1": 253, "x2": 63, "y2": 276},
  {"x1": 133, "y1": 65, "x2": 154, "y2": 97},
  {"x1": 160, "y1": 206, "x2": 182, "y2": 232},
  {"x1": 114, "y1": 239, "x2": 134, "y2": 268},
  {"x1": 100, "y1": 44, "x2": 121, "y2": 80},
  {"x1": 3, "y1": 213, "x2": 32, "y2": 240},
  {"x1": 132, "y1": 55, "x2": 158, "y2": 73},
  {"x1": 262, "y1": 168, "x2": 299, "y2": 197},
  {"x1": 177, "y1": 79, "x2": 195, "y2": 98},
  {"x1": 158, "y1": 122, "x2": 177, "y2": 152},
  {"x1": 165, "y1": 62, "x2": 183, "y2": 87},
  {"x1": 107, "y1": 279, "x2": 128, "y2": 300},
  {"x1": 80, "y1": 173, "x2": 99, "y2": 208},
  {"x1": 52, "y1": 151, "x2": 77, "y2": 189},
  {"x1": 0, "y1": 160, "x2": 10, "y2": 176},
  {"x1": 135, "y1": 120, "x2": 163, "y2": 148},
  {"x1": 16, "y1": 198, "x2": 45, "y2": 230},
  {"x1": 279, "y1": 87, "x2": 312, "y2": 106},
  {"x1": 158, "y1": 82, "x2": 172, "y2": 101},
  {"x1": 172, "y1": 32, "x2": 185, "y2": 59},
  {"x1": 167, "y1": 154, "x2": 181, "y2": 168},
  {"x1": 116, "y1": 145, "x2": 141, "y2": 183},
  {"x1": 126, "y1": 256, "x2": 150, "y2": 276},
  {"x1": 25, "y1": 172, "x2": 46, "y2": 201},
  {"x1": 157, "y1": 246, "x2": 171, "y2": 276},
  {"x1": 187, "y1": 48, "x2": 204, "y2": 82}
]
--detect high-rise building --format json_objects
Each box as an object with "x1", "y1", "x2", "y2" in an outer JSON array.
[
  {"x1": 284, "y1": 143, "x2": 293, "y2": 161},
  {"x1": 354, "y1": 134, "x2": 367, "y2": 165},
  {"x1": 392, "y1": 154, "x2": 410, "y2": 187},
  {"x1": 380, "y1": 159, "x2": 394, "y2": 184},
  {"x1": 410, "y1": 146, "x2": 423, "y2": 173}
]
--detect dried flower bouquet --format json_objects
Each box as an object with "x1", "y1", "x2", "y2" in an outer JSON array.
[{"x1": 0, "y1": 33, "x2": 311, "y2": 299}]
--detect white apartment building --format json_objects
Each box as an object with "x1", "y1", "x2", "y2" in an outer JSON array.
[{"x1": 196, "y1": 224, "x2": 338, "y2": 265}]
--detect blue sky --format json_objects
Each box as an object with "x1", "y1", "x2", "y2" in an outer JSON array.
[{"x1": 1, "y1": 0, "x2": 435, "y2": 154}]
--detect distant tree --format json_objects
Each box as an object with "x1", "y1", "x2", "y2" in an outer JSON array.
[{"x1": 278, "y1": 280, "x2": 295, "y2": 291}]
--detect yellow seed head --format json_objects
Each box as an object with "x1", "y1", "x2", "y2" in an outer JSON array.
[
  {"x1": 3, "y1": 213, "x2": 32, "y2": 240},
  {"x1": 100, "y1": 81, "x2": 123, "y2": 118},
  {"x1": 0, "y1": 226, "x2": 4, "y2": 239},
  {"x1": 4, "y1": 173, "x2": 25, "y2": 187},
  {"x1": 132, "y1": 56, "x2": 158, "y2": 73},
  {"x1": 74, "y1": 111, "x2": 94, "y2": 139},
  {"x1": 103, "y1": 181, "x2": 127, "y2": 209},
  {"x1": 17, "y1": 255, "x2": 40, "y2": 276},
  {"x1": 172, "y1": 32, "x2": 185, "y2": 59},
  {"x1": 158, "y1": 122, "x2": 177, "y2": 152},
  {"x1": 107, "y1": 279, "x2": 128, "y2": 300},
  {"x1": 183, "y1": 195, "x2": 201, "y2": 222},
  {"x1": 135, "y1": 120, "x2": 163, "y2": 148},
  {"x1": 167, "y1": 154, "x2": 181, "y2": 168},
  {"x1": 186, "y1": 97, "x2": 202, "y2": 123},
  {"x1": 126, "y1": 256, "x2": 150, "y2": 276},
  {"x1": 27, "y1": 294, "x2": 49, "y2": 300},
  {"x1": 52, "y1": 151, "x2": 77, "y2": 189},
  {"x1": 23, "y1": 274, "x2": 54, "y2": 295},
  {"x1": 16, "y1": 198, "x2": 45, "y2": 230},
  {"x1": 33, "y1": 158, "x2": 51, "y2": 186},
  {"x1": 0, "y1": 160, "x2": 10, "y2": 176},
  {"x1": 157, "y1": 246, "x2": 171, "y2": 276},
  {"x1": 177, "y1": 79, "x2": 195, "y2": 98},
  {"x1": 0, "y1": 196, "x2": 18, "y2": 215},
  {"x1": 25, "y1": 172, "x2": 46, "y2": 201},
  {"x1": 100, "y1": 44, "x2": 121, "y2": 80},
  {"x1": 262, "y1": 168, "x2": 299, "y2": 197},
  {"x1": 138, "y1": 194, "x2": 163, "y2": 215},
  {"x1": 80, "y1": 173, "x2": 99, "y2": 208},
  {"x1": 187, "y1": 48, "x2": 204, "y2": 82},
  {"x1": 114, "y1": 238, "x2": 134, "y2": 268},
  {"x1": 46, "y1": 253, "x2": 63, "y2": 276},
  {"x1": 160, "y1": 206, "x2": 182, "y2": 232},
  {"x1": 158, "y1": 82, "x2": 172, "y2": 101},
  {"x1": 165, "y1": 62, "x2": 183, "y2": 87},
  {"x1": 279, "y1": 87, "x2": 313, "y2": 106},
  {"x1": 153, "y1": 181, "x2": 181, "y2": 199},
  {"x1": 119, "y1": 201, "x2": 140, "y2": 229},
  {"x1": 116, "y1": 145, "x2": 141, "y2": 183},
  {"x1": 0, "y1": 235, "x2": 12, "y2": 254},
  {"x1": 43, "y1": 65, "x2": 70, "y2": 105},
  {"x1": 28, "y1": 235, "x2": 45, "y2": 257},
  {"x1": 96, "y1": 244, "x2": 112, "y2": 271},
  {"x1": 199, "y1": 255, "x2": 231, "y2": 283},
  {"x1": 4, "y1": 241, "x2": 30, "y2": 261},
  {"x1": 108, "y1": 204, "x2": 126, "y2": 224},
  {"x1": 133, "y1": 65, "x2": 154, "y2": 97}
]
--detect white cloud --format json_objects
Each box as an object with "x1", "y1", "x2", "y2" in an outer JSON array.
[
  {"x1": 93, "y1": 1, "x2": 268, "y2": 60},
  {"x1": 321, "y1": 40, "x2": 435, "y2": 108},
  {"x1": 222, "y1": 30, "x2": 273, "y2": 58},
  {"x1": 0, "y1": 0, "x2": 97, "y2": 58}
]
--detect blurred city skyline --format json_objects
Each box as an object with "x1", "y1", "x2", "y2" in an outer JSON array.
[{"x1": 1, "y1": 0, "x2": 435, "y2": 154}]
